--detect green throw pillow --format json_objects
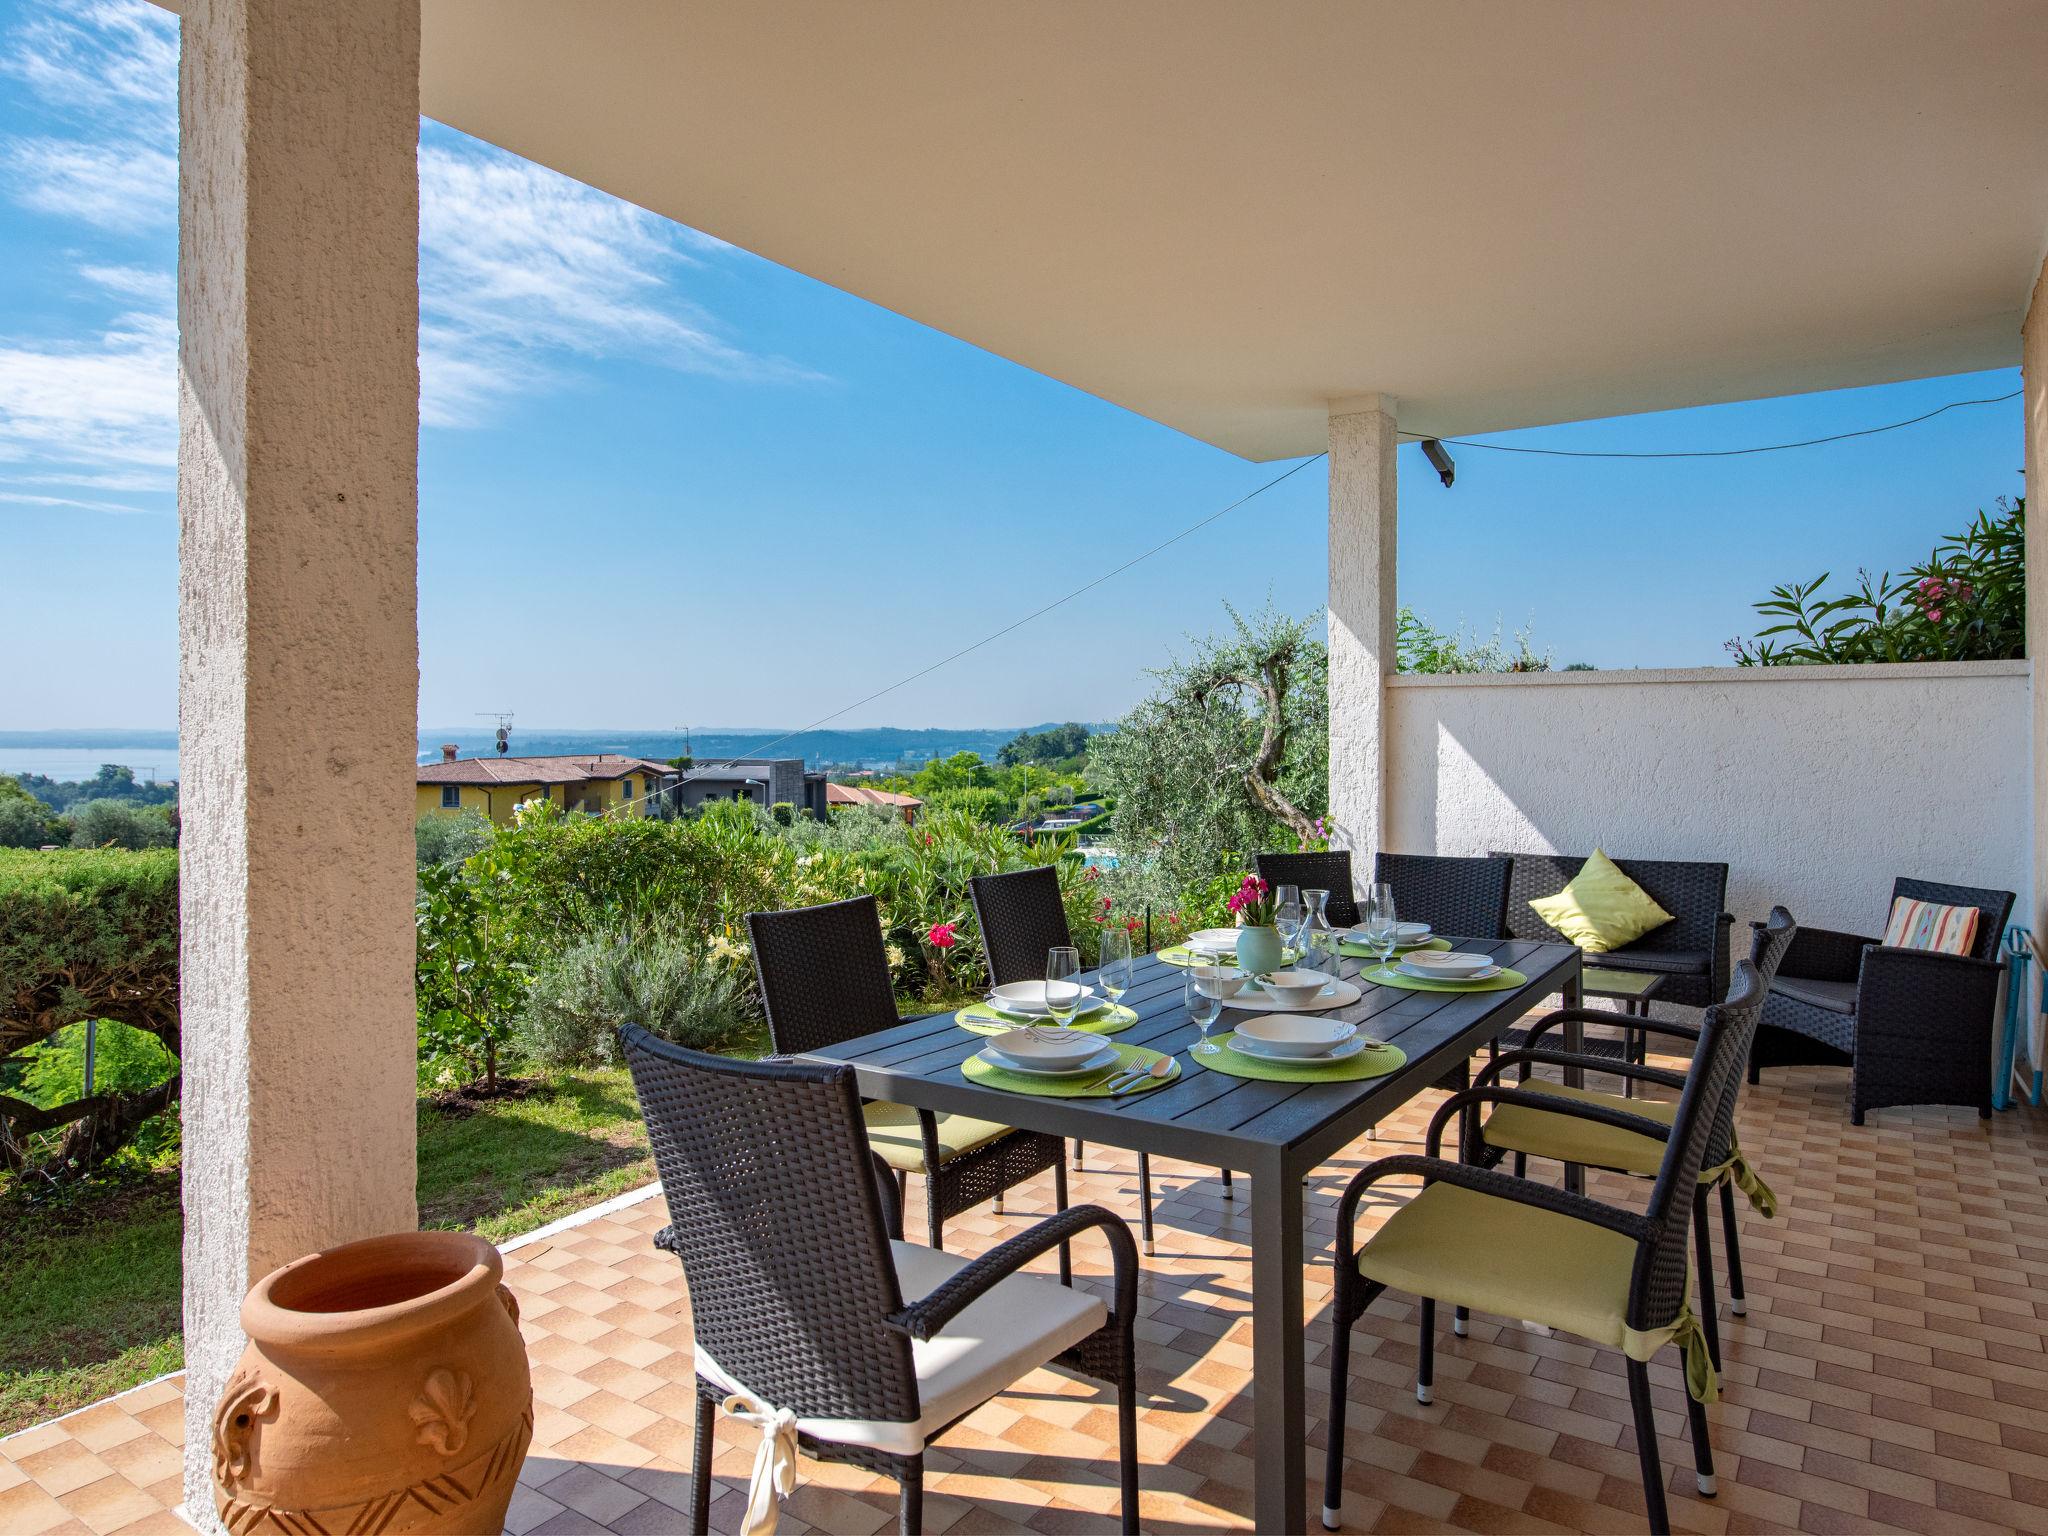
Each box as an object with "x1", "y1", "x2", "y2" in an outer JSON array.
[{"x1": 1528, "y1": 850, "x2": 1674, "y2": 953}]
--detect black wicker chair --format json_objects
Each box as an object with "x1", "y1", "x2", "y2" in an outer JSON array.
[
  {"x1": 1322, "y1": 961, "x2": 1768, "y2": 1536},
  {"x1": 1254, "y1": 850, "x2": 1362, "y2": 927},
  {"x1": 1749, "y1": 877, "x2": 2013, "y2": 1123},
  {"x1": 1373, "y1": 852, "x2": 1513, "y2": 941},
  {"x1": 1494, "y1": 851, "x2": 1733, "y2": 1010},
  {"x1": 748, "y1": 895, "x2": 1068, "y2": 1266},
  {"x1": 619, "y1": 1028, "x2": 1141, "y2": 1535},
  {"x1": 1466, "y1": 907, "x2": 1798, "y2": 1369},
  {"x1": 967, "y1": 865, "x2": 1226, "y2": 1249}
]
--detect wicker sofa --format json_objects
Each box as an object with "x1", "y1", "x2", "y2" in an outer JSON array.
[
  {"x1": 1492, "y1": 851, "x2": 1733, "y2": 1011},
  {"x1": 1748, "y1": 877, "x2": 2013, "y2": 1123}
]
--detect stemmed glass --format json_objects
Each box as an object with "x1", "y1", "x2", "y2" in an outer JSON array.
[
  {"x1": 1045, "y1": 946, "x2": 1082, "y2": 1029},
  {"x1": 1186, "y1": 966, "x2": 1227, "y2": 1055},
  {"x1": 1098, "y1": 928, "x2": 1133, "y2": 1017},
  {"x1": 1361, "y1": 883, "x2": 1399, "y2": 973}
]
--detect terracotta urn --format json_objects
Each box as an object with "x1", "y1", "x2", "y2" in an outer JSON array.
[{"x1": 212, "y1": 1230, "x2": 533, "y2": 1534}]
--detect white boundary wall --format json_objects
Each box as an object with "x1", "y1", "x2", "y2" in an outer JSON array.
[{"x1": 1384, "y1": 661, "x2": 2029, "y2": 936}]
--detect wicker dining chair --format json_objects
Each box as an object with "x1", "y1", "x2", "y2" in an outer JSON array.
[
  {"x1": 1372, "y1": 852, "x2": 1512, "y2": 941},
  {"x1": 1322, "y1": 961, "x2": 1768, "y2": 1536},
  {"x1": 967, "y1": 865, "x2": 1227, "y2": 1250},
  {"x1": 748, "y1": 895, "x2": 1068, "y2": 1269},
  {"x1": 619, "y1": 1028, "x2": 1141, "y2": 1535},
  {"x1": 1460, "y1": 907, "x2": 1797, "y2": 1369}
]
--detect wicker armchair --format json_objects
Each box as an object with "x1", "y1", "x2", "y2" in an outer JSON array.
[
  {"x1": 967, "y1": 865, "x2": 1223, "y2": 1249},
  {"x1": 619, "y1": 1029, "x2": 1141, "y2": 1535},
  {"x1": 748, "y1": 895, "x2": 1068, "y2": 1264},
  {"x1": 1495, "y1": 850, "x2": 1733, "y2": 1011},
  {"x1": 1749, "y1": 877, "x2": 2013, "y2": 1123},
  {"x1": 1464, "y1": 907, "x2": 1798, "y2": 1368},
  {"x1": 1373, "y1": 852, "x2": 1513, "y2": 940},
  {"x1": 1322, "y1": 961, "x2": 1768, "y2": 1536},
  {"x1": 1254, "y1": 850, "x2": 1361, "y2": 926}
]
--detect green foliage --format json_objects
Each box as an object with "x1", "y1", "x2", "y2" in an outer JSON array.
[
  {"x1": 414, "y1": 861, "x2": 529, "y2": 1091},
  {"x1": 67, "y1": 800, "x2": 173, "y2": 850},
  {"x1": 14, "y1": 765, "x2": 176, "y2": 815},
  {"x1": 0, "y1": 795, "x2": 55, "y2": 849},
  {"x1": 1092, "y1": 602, "x2": 1328, "y2": 895},
  {"x1": 1728, "y1": 498, "x2": 2024, "y2": 665},
  {"x1": 1397, "y1": 607, "x2": 1552, "y2": 673},
  {"x1": 997, "y1": 722, "x2": 1090, "y2": 767},
  {"x1": 415, "y1": 808, "x2": 494, "y2": 869},
  {"x1": 521, "y1": 923, "x2": 763, "y2": 1067},
  {"x1": 8, "y1": 1021, "x2": 177, "y2": 1110}
]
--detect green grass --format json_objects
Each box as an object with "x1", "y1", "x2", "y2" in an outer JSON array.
[{"x1": 0, "y1": 1066, "x2": 652, "y2": 1435}]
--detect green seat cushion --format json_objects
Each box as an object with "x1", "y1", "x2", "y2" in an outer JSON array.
[
  {"x1": 863, "y1": 1102, "x2": 1014, "y2": 1173},
  {"x1": 1527, "y1": 849, "x2": 1675, "y2": 953},
  {"x1": 1482, "y1": 1080, "x2": 1673, "y2": 1175}
]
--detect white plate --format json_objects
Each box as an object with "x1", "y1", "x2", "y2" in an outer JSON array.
[
  {"x1": 1229, "y1": 1032, "x2": 1369, "y2": 1063},
  {"x1": 1223, "y1": 977, "x2": 1362, "y2": 1013},
  {"x1": 984, "y1": 988, "x2": 1106, "y2": 1019},
  {"x1": 1186, "y1": 928, "x2": 1243, "y2": 953},
  {"x1": 987, "y1": 1025, "x2": 1107, "y2": 1068},
  {"x1": 1232, "y1": 1013, "x2": 1356, "y2": 1056},
  {"x1": 981, "y1": 1041, "x2": 1120, "y2": 1077},
  {"x1": 1397, "y1": 960, "x2": 1502, "y2": 982}
]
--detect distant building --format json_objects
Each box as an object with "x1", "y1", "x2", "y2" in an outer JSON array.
[
  {"x1": 416, "y1": 746, "x2": 676, "y2": 823},
  {"x1": 826, "y1": 782, "x2": 922, "y2": 823},
  {"x1": 670, "y1": 758, "x2": 830, "y2": 818}
]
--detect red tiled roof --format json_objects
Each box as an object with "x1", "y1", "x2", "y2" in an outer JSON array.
[{"x1": 418, "y1": 754, "x2": 676, "y2": 786}]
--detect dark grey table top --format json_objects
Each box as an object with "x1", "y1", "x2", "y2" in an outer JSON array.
[{"x1": 807, "y1": 937, "x2": 1582, "y2": 1172}]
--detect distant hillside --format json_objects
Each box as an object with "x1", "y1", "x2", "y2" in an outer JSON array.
[{"x1": 417, "y1": 725, "x2": 1114, "y2": 770}]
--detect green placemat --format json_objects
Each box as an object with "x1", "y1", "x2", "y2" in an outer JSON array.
[
  {"x1": 1159, "y1": 944, "x2": 1300, "y2": 968},
  {"x1": 1193, "y1": 1034, "x2": 1407, "y2": 1082},
  {"x1": 961, "y1": 1041, "x2": 1179, "y2": 1097},
  {"x1": 1363, "y1": 964, "x2": 1527, "y2": 993},
  {"x1": 1338, "y1": 936, "x2": 1452, "y2": 959},
  {"x1": 954, "y1": 1002, "x2": 1139, "y2": 1036}
]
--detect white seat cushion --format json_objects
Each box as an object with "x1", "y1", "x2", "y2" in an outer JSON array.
[{"x1": 696, "y1": 1239, "x2": 1106, "y2": 1455}]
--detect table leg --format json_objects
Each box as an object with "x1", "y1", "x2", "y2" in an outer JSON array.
[
  {"x1": 1250, "y1": 1152, "x2": 1307, "y2": 1534},
  {"x1": 1561, "y1": 970, "x2": 1585, "y2": 1196}
]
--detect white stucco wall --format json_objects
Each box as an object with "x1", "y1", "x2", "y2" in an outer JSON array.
[{"x1": 1385, "y1": 662, "x2": 2029, "y2": 936}]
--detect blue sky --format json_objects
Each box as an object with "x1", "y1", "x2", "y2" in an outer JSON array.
[{"x1": 0, "y1": 0, "x2": 2024, "y2": 732}]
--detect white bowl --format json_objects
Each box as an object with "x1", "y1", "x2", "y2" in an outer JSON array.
[
  {"x1": 1186, "y1": 927, "x2": 1242, "y2": 954},
  {"x1": 1257, "y1": 968, "x2": 1335, "y2": 1006},
  {"x1": 1190, "y1": 964, "x2": 1247, "y2": 998},
  {"x1": 1394, "y1": 922, "x2": 1433, "y2": 942},
  {"x1": 1233, "y1": 1013, "x2": 1357, "y2": 1057},
  {"x1": 988, "y1": 980, "x2": 1097, "y2": 1015},
  {"x1": 1398, "y1": 950, "x2": 1494, "y2": 979},
  {"x1": 987, "y1": 1026, "x2": 1103, "y2": 1068}
]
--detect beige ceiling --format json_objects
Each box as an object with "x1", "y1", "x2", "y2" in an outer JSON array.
[{"x1": 421, "y1": 3, "x2": 2040, "y2": 457}]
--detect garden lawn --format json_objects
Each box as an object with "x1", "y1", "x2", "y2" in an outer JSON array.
[{"x1": 0, "y1": 1067, "x2": 652, "y2": 1436}]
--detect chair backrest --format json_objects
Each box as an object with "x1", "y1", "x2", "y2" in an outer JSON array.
[
  {"x1": 1373, "y1": 852, "x2": 1512, "y2": 940},
  {"x1": 1889, "y1": 878, "x2": 2014, "y2": 963},
  {"x1": 619, "y1": 1027, "x2": 920, "y2": 1425},
  {"x1": 1255, "y1": 850, "x2": 1359, "y2": 927},
  {"x1": 1493, "y1": 851, "x2": 1729, "y2": 958},
  {"x1": 1699, "y1": 905, "x2": 1797, "y2": 1166},
  {"x1": 747, "y1": 895, "x2": 901, "y2": 1054},
  {"x1": 969, "y1": 865, "x2": 1072, "y2": 988},
  {"x1": 1627, "y1": 959, "x2": 1766, "y2": 1332}
]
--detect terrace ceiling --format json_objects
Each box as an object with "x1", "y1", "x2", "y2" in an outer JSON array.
[{"x1": 230, "y1": 2, "x2": 2048, "y2": 458}]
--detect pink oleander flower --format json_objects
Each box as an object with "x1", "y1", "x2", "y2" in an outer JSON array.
[
  {"x1": 927, "y1": 922, "x2": 958, "y2": 950},
  {"x1": 1928, "y1": 608, "x2": 1944, "y2": 623},
  {"x1": 1085, "y1": 864, "x2": 1100, "y2": 880}
]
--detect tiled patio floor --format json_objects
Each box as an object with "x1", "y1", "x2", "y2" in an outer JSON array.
[{"x1": 4, "y1": 1051, "x2": 2046, "y2": 1534}]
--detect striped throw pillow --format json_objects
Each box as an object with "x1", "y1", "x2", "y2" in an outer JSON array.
[{"x1": 1882, "y1": 897, "x2": 1980, "y2": 957}]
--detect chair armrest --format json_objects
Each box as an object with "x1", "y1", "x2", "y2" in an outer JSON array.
[
  {"x1": 1521, "y1": 1008, "x2": 1701, "y2": 1056},
  {"x1": 1427, "y1": 1084, "x2": 1676, "y2": 1164},
  {"x1": 888, "y1": 1204, "x2": 1136, "y2": 1342},
  {"x1": 1334, "y1": 1154, "x2": 1647, "y2": 1272},
  {"x1": 1779, "y1": 925, "x2": 1880, "y2": 984},
  {"x1": 1856, "y1": 945, "x2": 2004, "y2": 1043},
  {"x1": 1476, "y1": 1048, "x2": 1689, "y2": 1095}
]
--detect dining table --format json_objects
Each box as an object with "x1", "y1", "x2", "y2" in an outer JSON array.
[{"x1": 806, "y1": 933, "x2": 1584, "y2": 1535}]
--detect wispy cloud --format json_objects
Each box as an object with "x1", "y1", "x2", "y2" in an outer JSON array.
[
  {"x1": 0, "y1": 490, "x2": 162, "y2": 516},
  {"x1": 0, "y1": 301, "x2": 176, "y2": 477}
]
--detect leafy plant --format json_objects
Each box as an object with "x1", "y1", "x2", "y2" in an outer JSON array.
[
  {"x1": 415, "y1": 809, "x2": 494, "y2": 870},
  {"x1": 1397, "y1": 608, "x2": 1551, "y2": 673},
  {"x1": 520, "y1": 923, "x2": 762, "y2": 1066},
  {"x1": 67, "y1": 801, "x2": 174, "y2": 851},
  {"x1": 415, "y1": 860, "x2": 529, "y2": 1091},
  {"x1": 1728, "y1": 498, "x2": 2023, "y2": 665}
]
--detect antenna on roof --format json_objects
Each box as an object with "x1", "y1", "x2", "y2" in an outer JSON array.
[{"x1": 477, "y1": 712, "x2": 513, "y2": 755}]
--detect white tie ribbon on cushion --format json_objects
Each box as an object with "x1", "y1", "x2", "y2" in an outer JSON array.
[{"x1": 723, "y1": 1391, "x2": 799, "y2": 1536}]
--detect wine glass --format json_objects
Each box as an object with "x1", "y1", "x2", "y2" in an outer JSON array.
[
  {"x1": 1362, "y1": 883, "x2": 1399, "y2": 971},
  {"x1": 1098, "y1": 928, "x2": 1133, "y2": 1016},
  {"x1": 1186, "y1": 966, "x2": 1226, "y2": 1055},
  {"x1": 1046, "y1": 945, "x2": 1083, "y2": 1030}
]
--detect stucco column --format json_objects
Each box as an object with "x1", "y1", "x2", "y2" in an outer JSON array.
[
  {"x1": 178, "y1": 0, "x2": 421, "y2": 1515},
  {"x1": 1328, "y1": 395, "x2": 1399, "y2": 861},
  {"x1": 2027, "y1": 257, "x2": 2048, "y2": 937}
]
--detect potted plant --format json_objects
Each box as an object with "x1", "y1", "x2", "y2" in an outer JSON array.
[{"x1": 1227, "y1": 874, "x2": 1283, "y2": 975}]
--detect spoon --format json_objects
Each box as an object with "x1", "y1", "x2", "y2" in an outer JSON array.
[{"x1": 1112, "y1": 1056, "x2": 1176, "y2": 1094}]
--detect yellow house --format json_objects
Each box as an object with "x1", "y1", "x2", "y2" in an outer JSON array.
[{"x1": 415, "y1": 749, "x2": 677, "y2": 825}]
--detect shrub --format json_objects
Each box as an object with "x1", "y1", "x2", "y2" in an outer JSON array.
[
  {"x1": 1397, "y1": 608, "x2": 1551, "y2": 673},
  {"x1": 0, "y1": 849, "x2": 180, "y2": 1176},
  {"x1": 68, "y1": 800, "x2": 174, "y2": 850},
  {"x1": 0, "y1": 797, "x2": 54, "y2": 849},
  {"x1": 415, "y1": 860, "x2": 528, "y2": 1091},
  {"x1": 521, "y1": 923, "x2": 762, "y2": 1065},
  {"x1": 415, "y1": 808, "x2": 494, "y2": 869}
]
